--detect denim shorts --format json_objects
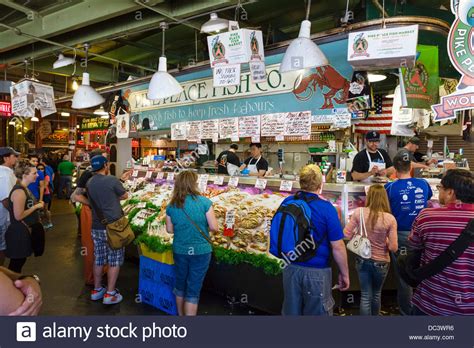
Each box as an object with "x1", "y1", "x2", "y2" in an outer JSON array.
[
  {"x1": 0, "y1": 223, "x2": 7, "y2": 251},
  {"x1": 91, "y1": 229, "x2": 125, "y2": 267},
  {"x1": 173, "y1": 252, "x2": 211, "y2": 304}
]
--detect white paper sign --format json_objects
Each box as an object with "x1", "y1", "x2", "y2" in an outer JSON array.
[
  {"x1": 212, "y1": 133, "x2": 219, "y2": 143},
  {"x1": 275, "y1": 135, "x2": 285, "y2": 141},
  {"x1": 263, "y1": 217, "x2": 271, "y2": 235},
  {"x1": 136, "y1": 202, "x2": 146, "y2": 209},
  {"x1": 201, "y1": 119, "x2": 219, "y2": 139},
  {"x1": 219, "y1": 117, "x2": 239, "y2": 139},
  {"x1": 225, "y1": 209, "x2": 236, "y2": 228},
  {"x1": 167, "y1": 173, "x2": 175, "y2": 181},
  {"x1": 279, "y1": 180, "x2": 293, "y2": 192},
  {"x1": 171, "y1": 122, "x2": 187, "y2": 141},
  {"x1": 145, "y1": 184, "x2": 155, "y2": 192},
  {"x1": 10, "y1": 79, "x2": 56, "y2": 117},
  {"x1": 261, "y1": 113, "x2": 286, "y2": 137},
  {"x1": 228, "y1": 176, "x2": 239, "y2": 187},
  {"x1": 156, "y1": 172, "x2": 165, "y2": 180},
  {"x1": 239, "y1": 115, "x2": 261, "y2": 138},
  {"x1": 198, "y1": 174, "x2": 209, "y2": 185},
  {"x1": 231, "y1": 135, "x2": 240, "y2": 142},
  {"x1": 145, "y1": 170, "x2": 153, "y2": 179},
  {"x1": 214, "y1": 176, "x2": 225, "y2": 185},
  {"x1": 213, "y1": 64, "x2": 241, "y2": 87},
  {"x1": 116, "y1": 112, "x2": 130, "y2": 139},
  {"x1": 198, "y1": 181, "x2": 207, "y2": 193},
  {"x1": 312, "y1": 114, "x2": 334, "y2": 124},
  {"x1": 284, "y1": 111, "x2": 312, "y2": 137},
  {"x1": 332, "y1": 108, "x2": 351, "y2": 129},
  {"x1": 132, "y1": 170, "x2": 139, "y2": 178},
  {"x1": 186, "y1": 121, "x2": 202, "y2": 142},
  {"x1": 251, "y1": 136, "x2": 260, "y2": 143},
  {"x1": 255, "y1": 178, "x2": 267, "y2": 190},
  {"x1": 250, "y1": 61, "x2": 267, "y2": 83}
]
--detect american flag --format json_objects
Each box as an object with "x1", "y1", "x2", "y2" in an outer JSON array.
[{"x1": 354, "y1": 94, "x2": 393, "y2": 134}]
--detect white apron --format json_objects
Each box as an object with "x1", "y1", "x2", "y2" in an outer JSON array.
[
  {"x1": 247, "y1": 156, "x2": 261, "y2": 174},
  {"x1": 362, "y1": 149, "x2": 386, "y2": 183}
]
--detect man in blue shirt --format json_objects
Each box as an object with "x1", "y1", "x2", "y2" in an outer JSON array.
[
  {"x1": 28, "y1": 155, "x2": 45, "y2": 202},
  {"x1": 385, "y1": 151, "x2": 432, "y2": 315},
  {"x1": 281, "y1": 164, "x2": 349, "y2": 315}
]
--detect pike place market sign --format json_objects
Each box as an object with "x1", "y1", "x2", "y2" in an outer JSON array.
[{"x1": 128, "y1": 64, "x2": 299, "y2": 112}]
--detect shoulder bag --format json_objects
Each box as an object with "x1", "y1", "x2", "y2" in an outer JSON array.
[
  {"x1": 398, "y1": 219, "x2": 474, "y2": 288},
  {"x1": 346, "y1": 208, "x2": 372, "y2": 259},
  {"x1": 181, "y1": 208, "x2": 213, "y2": 246}
]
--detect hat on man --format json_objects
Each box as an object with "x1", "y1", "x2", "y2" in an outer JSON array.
[
  {"x1": 90, "y1": 155, "x2": 108, "y2": 172},
  {"x1": 0, "y1": 147, "x2": 21, "y2": 157},
  {"x1": 407, "y1": 136, "x2": 421, "y2": 146},
  {"x1": 365, "y1": 131, "x2": 380, "y2": 142}
]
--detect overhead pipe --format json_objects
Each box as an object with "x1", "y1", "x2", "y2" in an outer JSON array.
[{"x1": 1, "y1": 0, "x2": 40, "y2": 18}]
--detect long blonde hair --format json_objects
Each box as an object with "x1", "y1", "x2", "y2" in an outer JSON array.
[
  {"x1": 365, "y1": 184, "x2": 391, "y2": 230},
  {"x1": 169, "y1": 170, "x2": 200, "y2": 209}
]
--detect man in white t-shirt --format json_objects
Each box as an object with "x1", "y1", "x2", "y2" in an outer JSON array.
[{"x1": 0, "y1": 147, "x2": 20, "y2": 266}]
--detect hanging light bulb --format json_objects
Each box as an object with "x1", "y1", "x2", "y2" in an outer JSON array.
[
  {"x1": 72, "y1": 78, "x2": 79, "y2": 91},
  {"x1": 31, "y1": 116, "x2": 39, "y2": 122}
]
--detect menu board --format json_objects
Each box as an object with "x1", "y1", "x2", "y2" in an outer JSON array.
[
  {"x1": 261, "y1": 113, "x2": 286, "y2": 137},
  {"x1": 171, "y1": 122, "x2": 187, "y2": 141},
  {"x1": 201, "y1": 119, "x2": 219, "y2": 139},
  {"x1": 238, "y1": 115, "x2": 261, "y2": 138},
  {"x1": 219, "y1": 118, "x2": 239, "y2": 139},
  {"x1": 284, "y1": 111, "x2": 311, "y2": 137},
  {"x1": 186, "y1": 121, "x2": 202, "y2": 142}
]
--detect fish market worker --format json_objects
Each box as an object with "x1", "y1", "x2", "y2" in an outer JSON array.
[
  {"x1": 240, "y1": 143, "x2": 268, "y2": 178},
  {"x1": 351, "y1": 131, "x2": 394, "y2": 182}
]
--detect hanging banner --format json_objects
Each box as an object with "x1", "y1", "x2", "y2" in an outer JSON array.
[
  {"x1": 284, "y1": 111, "x2": 311, "y2": 137},
  {"x1": 116, "y1": 112, "x2": 130, "y2": 139},
  {"x1": 80, "y1": 117, "x2": 109, "y2": 131},
  {"x1": 249, "y1": 61, "x2": 267, "y2": 84},
  {"x1": 129, "y1": 113, "x2": 139, "y2": 138},
  {"x1": 171, "y1": 122, "x2": 187, "y2": 141},
  {"x1": 433, "y1": 2, "x2": 474, "y2": 121},
  {"x1": 213, "y1": 64, "x2": 241, "y2": 87},
  {"x1": 10, "y1": 79, "x2": 56, "y2": 117},
  {"x1": 201, "y1": 119, "x2": 219, "y2": 139},
  {"x1": 401, "y1": 45, "x2": 439, "y2": 110},
  {"x1": 218, "y1": 117, "x2": 239, "y2": 139},
  {"x1": 261, "y1": 113, "x2": 286, "y2": 137},
  {"x1": 238, "y1": 115, "x2": 261, "y2": 138}
]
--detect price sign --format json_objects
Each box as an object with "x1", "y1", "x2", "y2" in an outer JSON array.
[
  {"x1": 251, "y1": 135, "x2": 260, "y2": 143},
  {"x1": 136, "y1": 202, "x2": 146, "y2": 209},
  {"x1": 198, "y1": 181, "x2": 208, "y2": 193},
  {"x1": 167, "y1": 173, "x2": 175, "y2": 181},
  {"x1": 145, "y1": 184, "x2": 155, "y2": 193},
  {"x1": 214, "y1": 176, "x2": 225, "y2": 185},
  {"x1": 279, "y1": 180, "x2": 293, "y2": 192},
  {"x1": 198, "y1": 174, "x2": 209, "y2": 185},
  {"x1": 301, "y1": 134, "x2": 311, "y2": 140},
  {"x1": 263, "y1": 217, "x2": 271, "y2": 235},
  {"x1": 275, "y1": 135, "x2": 284, "y2": 141},
  {"x1": 132, "y1": 170, "x2": 139, "y2": 178},
  {"x1": 224, "y1": 209, "x2": 236, "y2": 237},
  {"x1": 231, "y1": 135, "x2": 239, "y2": 142},
  {"x1": 145, "y1": 170, "x2": 153, "y2": 179},
  {"x1": 255, "y1": 178, "x2": 267, "y2": 190},
  {"x1": 212, "y1": 133, "x2": 219, "y2": 143},
  {"x1": 156, "y1": 172, "x2": 165, "y2": 180},
  {"x1": 228, "y1": 176, "x2": 239, "y2": 187}
]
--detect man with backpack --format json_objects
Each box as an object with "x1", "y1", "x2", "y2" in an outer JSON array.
[{"x1": 270, "y1": 164, "x2": 349, "y2": 315}]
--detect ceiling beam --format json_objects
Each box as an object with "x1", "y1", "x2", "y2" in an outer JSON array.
[{"x1": 0, "y1": 0, "x2": 40, "y2": 18}]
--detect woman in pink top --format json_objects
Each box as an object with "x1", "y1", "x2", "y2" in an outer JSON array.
[{"x1": 344, "y1": 184, "x2": 398, "y2": 315}]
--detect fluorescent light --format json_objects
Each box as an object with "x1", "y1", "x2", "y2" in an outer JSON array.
[
  {"x1": 72, "y1": 72, "x2": 105, "y2": 109},
  {"x1": 368, "y1": 74, "x2": 387, "y2": 83},
  {"x1": 93, "y1": 106, "x2": 108, "y2": 116},
  {"x1": 200, "y1": 13, "x2": 229, "y2": 34},
  {"x1": 147, "y1": 56, "x2": 183, "y2": 100},
  {"x1": 279, "y1": 20, "x2": 329, "y2": 73},
  {"x1": 53, "y1": 53, "x2": 75, "y2": 69},
  {"x1": 385, "y1": 93, "x2": 395, "y2": 98},
  {"x1": 61, "y1": 112, "x2": 70, "y2": 117},
  {"x1": 31, "y1": 116, "x2": 39, "y2": 122}
]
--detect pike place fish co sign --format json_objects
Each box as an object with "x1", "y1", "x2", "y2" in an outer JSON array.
[{"x1": 433, "y1": 0, "x2": 474, "y2": 121}]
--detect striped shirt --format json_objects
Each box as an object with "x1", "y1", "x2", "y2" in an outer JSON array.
[{"x1": 409, "y1": 203, "x2": 474, "y2": 315}]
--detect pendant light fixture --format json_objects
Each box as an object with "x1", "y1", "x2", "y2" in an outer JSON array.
[
  {"x1": 147, "y1": 22, "x2": 183, "y2": 100},
  {"x1": 279, "y1": 0, "x2": 329, "y2": 73},
  {"x1": 72, "y1": 44, "x2": 105, "y2": 109},
  {"x1": 31, "y1": 116, "x2": 39, "y2": 122},
  {"x1": 71, "y1": 77, "x2": 79, "y2": 91},
  {"x1": 53, "y1": 53, "x2": 75, "y2": 69},
  {"x1": 200, "y1": 13, "x2": 229, "y2": 34}
]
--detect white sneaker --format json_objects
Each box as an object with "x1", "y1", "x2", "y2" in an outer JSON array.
[
  {"x1": 103, "y1": 289, "x2": 123, "y2": 305},
  {"x1": 91, "y1": 287, "x2": 106, "y2": 301}
]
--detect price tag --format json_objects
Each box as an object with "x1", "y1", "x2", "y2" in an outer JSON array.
[
  {"x1": 251, "y1": 136, "x2": 260, "y2": 143},
  {"x1": 301, "y1": 134, "x2": 311, "y2": 141},
  {"x1": 231, "y1": 135, "x2": 239, "y2": 142},
  {"x1": 228, "y1": 176, "x2": 239, "y2": 187},
  {"x1": 167, "y1": 173, "x2": 175, "y2": 181},
  {"x1": 214, "y1": 176, "x2": 225, "y2": 185},
  {"x1": 263, "y1": 217, "x2": 271, "y2": 235},
  {"x1": 275, "y1": 135, "x2": 284, "y2": 141},
  {"x1": 136, "y1": 202, "x2": 146, "y2": 209},
  {"x1": 212, "y1": 133, "x2": 219, "y2": 143},
  {"x1": 145, "y1": 170, "x2": 153, "y2": 179},
  {"x1": 145, "y1": 184, "x2": 155, "y2": 193},
  {"x1": 255, "y1": 178, "x2": 267, "y2": 190},
  {"x1": 198, "y1": 174, "x2": 209, "y2": 185},
  {"x1": 279, "y1": 180, "x2": 293, "y2": 192},
  {"x1": 156, "y1": 172, "x2": 165, "y2": 180},
  {"x1": 198, "y1": 181, "x2": 207, "y2": 193},
  {"x1": 224, "y1": 209, "x2": 236, "y2": 236},
  {"x1": 132, "y1": 170, "x2": 139, "y2": 178}
]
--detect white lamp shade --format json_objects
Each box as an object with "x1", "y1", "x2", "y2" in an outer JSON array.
[
  {"x1": 72, "y1": 72, "x2": 105, "y2": 109},
  {"x1": 147, "y1": 57, "x2": 183, "y2": 100},
  {"x1": 279, "y1": 20, "x2": 329, "y2": 73},
  {"x1": 201, "y1": 13, "x2": 229, "y2": 34},
  {"x1": 53, "y1": 54, "x2": 75, "y2": 69},
  {"x1": 367, "y1": 74, "x2": 387, "y2": 83}
]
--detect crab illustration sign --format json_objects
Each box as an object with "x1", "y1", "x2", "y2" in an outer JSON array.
[{"x1": 432, "y1": 0, "x2": 474, "y2": 121}]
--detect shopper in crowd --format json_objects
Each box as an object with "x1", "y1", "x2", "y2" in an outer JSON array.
[
  {"x1": 6, "y1": 161, "x2": 44, "y2": 273},
  {"x1": 0, "y1": 147, "x2": 20, "y2": 266},
  {"x1": 0, "y1": 266, "x2": 42, "y2": 315},
  {"x1": 86, "y1": 155, "x2": 128, "y2": 305},
  {"x1": 27, "y1": 155, "x2": 45, "y2": 203},
  {"x1": 344, "y1": 184, "x2": 398, "y2": 316},
  {"x1": 351, "y1": 131, "x2": 394, "y2": 182},
  {"x1": 385, "y1": 152, "x2": 432, "y2": 315},
  {"x1": 215, "y1": 144, "x2": 241, "y2": 176},
  {"x1": 57, "y1": 154, "x2": 75, "y2": 199},
  {"x1": 166, "y1": 170, "x2": 218, "y2": 316},
  {"x1": 281, "y1": 164, "x2": 349, "y2": 315},
  {"x1": 37, "y1": 163, "x2": 53, "y2": 229},
  {"x1": 408, "y1": 169, "x2": 474, "y2": 315},
  {"x1": 71, "y1": 149, "x2": 108, "y2": 286},
  {"x1": 41, "y1": 157, "x2": 55, "y2": 212},
  {"x1": 239, "y1": 143, "x2": 269, "y2": 178},
  {"x1": 398, "y1": 137, "x2": 437, "y2": 170}
]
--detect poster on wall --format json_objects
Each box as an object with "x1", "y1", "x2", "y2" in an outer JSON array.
[
  {"x1": 116, "y1": 112, "x2": 130, "y2": 139},
  {"x1": 171, "y1": 122, "x2": 187, "y2": 141},
  {"x1": 346, "y1": 71, "x2": 372, "y2": 113},
  {"x1": 129, "y1": 113, "x2": 139, "y2": 138},
  {"x1": 10, "y1": 79, "x2": 56, "y2": 117},
  {"x1": 284, "y1": 111, "x2": 311, "y2": 137},
  {"x1": 238, "y1": 115, "x2": 261, "y2": 138},
  {"x1": 201, "y1": 119, "x2": 219, "y2": 139},
  {"x1": 219, "y1": 118, "x2": 239, "y2": 139},
  {"x1": 261, "y1": 113, "x2": 286, "y2": 137},
  {"x1": 186, "y1": 121, "x2": 202, "y2": 142}
]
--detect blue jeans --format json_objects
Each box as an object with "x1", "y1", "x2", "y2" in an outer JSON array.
[
  {"x1": 355, "y1": 257, "x2": 389, "y2": 316},
  {"x1": 391, "y1": 230, "x2": 413, "y2": 315},
  {"x1": 282, "y1": 264, "x2": 334, "y2": 316},
  {"x1": 58, "y1": 175, "x2": 72, "y2": 199},
  {"x1": 173, "y1": 252, "x2": 211, "y2": 304}
]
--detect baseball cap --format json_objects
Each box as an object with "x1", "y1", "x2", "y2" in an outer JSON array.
[
  {"x1": 90, "y1": 155, "x2": 108, "y2": 172},
  {"x1": 407, "y1": 136, "x2": 421, "y2": 146},
  {"x1": 365, "y1": 131, "x2": 380, "y2": 142},
  {"x1": 0, "y1": 147, "x2": 21, "y2": 157}
]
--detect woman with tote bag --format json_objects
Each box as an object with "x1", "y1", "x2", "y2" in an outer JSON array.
[{"x1": 344, "y1": 184, "x2": 398, "y2": 315}]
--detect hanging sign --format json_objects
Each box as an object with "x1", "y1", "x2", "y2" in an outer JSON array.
[
  {"x1": 116, "y1": 112, "x2": 130, "y2": 138},
  {"x1": 347, "y1": 25, "x2": 419, "y2": 70},
  {"x1": 201, "y1": 119, "x2": 219, "y2": 139},
  {"x1": 213, "y1": 64, "x2": 241, "y2": 87},
  {"x1": 171, "y1": 122, "x2": 187, "y2": 141},
  {"x1": 238, "y1": 115, "x2": 260, "y2": 138},
  {"x1": 250, "y1": 61, "x2": 267, "y2": 84},
  {"x1": 261, "y1": 113, "x2": 286, "y2": 137},
  {"x1": 10, "y1": 79, "x2": 56, "y2": 117},
  {"x1": 80, "y1": 117, "x2": 109, "y2": 131},
  {"x1": 219, "y1": 117, "x2": 239, "y2": 139},
  {"x1": 284, "y1": 111, "x2": 311, "y2": 137},
  {"x1": 433, "y1": 4, "x2": 474, "y2": 121}
]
